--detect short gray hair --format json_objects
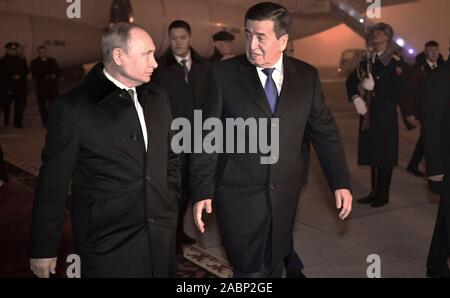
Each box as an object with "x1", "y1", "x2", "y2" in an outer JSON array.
[{"x1": 101, "y1": 22, "x2": 147, "y2": 64}]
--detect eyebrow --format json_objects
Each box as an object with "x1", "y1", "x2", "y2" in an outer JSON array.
[{"x1": 245, "y1": 30, "x2": 266, "y2": 37}]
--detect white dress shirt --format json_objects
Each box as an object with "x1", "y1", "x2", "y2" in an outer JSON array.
[
  {"x1": 256, "y1": 55, "x2": 284, "y2": 96},
  {"x1": 174, "y1": 50, "x2": 192, "y2": 71},
  {"x1": 103, "y1": 69, "x2": 148, "y2": 151},
  {"x1": 426, "y1": 59, "x2": 438, "y2": 70}
]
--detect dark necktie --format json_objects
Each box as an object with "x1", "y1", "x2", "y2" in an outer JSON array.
[
  {"x1": 181, "y1": 59, "x2": 189, "y2": 83},
  {"x1": 127, "y1": 89, "x2": 135, "y2": 100},
  {"x1": 262, "y1": 68, "x2": 278, "y2": 114}
]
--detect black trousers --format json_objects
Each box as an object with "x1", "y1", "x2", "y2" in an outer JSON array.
[
  {"x1": 284, "y1": 248, "x2": 304, "y2": 273},
  {"x1": 0, "y1": 143, "x2": 8, "y2": 182},
  {"x1": 407, "y1": 135, "x2": 424, "y2": 170},
  {"x1": 234, "y1": 261, "x2": 285, "y2": 278},
  {"x1": 427, "y1": 193, "x2": 450, "y2": 276},
  {"x1": 36, "y1": 82, "x2": 59, "y2": 126},
  {"x1": 2, "y1": 89, "x2": 26, "y2": 127},
  {"x1": 176, "y1": 154, "x2": 191, "y2": 253}
]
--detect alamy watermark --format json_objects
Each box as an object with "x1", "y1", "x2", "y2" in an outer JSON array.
[
  {"x1": 66, "y1": 0, "x2": 81, "y2": 19},
  {"x1": 171, "y1": 110, "x2": 280, "y2": 165},
  {"x1": 366, "y1": 0, "x2": 382, "y2": 19},
  {"x1": 366, "y1": 254, "x2": 381, "y2": 278}
]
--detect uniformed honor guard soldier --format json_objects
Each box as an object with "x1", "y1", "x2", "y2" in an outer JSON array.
[
  {"x1": 346, "y1": 23, "x2": 404, "y2": 208},
  {"x1": 0, "y1": 42, "x2": 29, "y2": 129},
  {"x1": 208, "y1": 31, "x2": 236, "y2": 62}
]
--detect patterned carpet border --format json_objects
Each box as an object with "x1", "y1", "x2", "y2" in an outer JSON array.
[{"x1": 2, "y1": 153, "x2": 233, "y2": 278}]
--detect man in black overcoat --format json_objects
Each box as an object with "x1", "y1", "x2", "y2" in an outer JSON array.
[
  {"x1": 29, "y1": 23, "x2": 181, "y2": 278},
  {"x1": 422, "y1": 61, "x2": 450, "y2": 278},
  {"x1": 346, "y1": 23, "x2": 404, "y2": 208}
]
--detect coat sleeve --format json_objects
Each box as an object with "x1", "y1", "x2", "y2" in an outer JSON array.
[
  {"x1": 398, "y1": 65, "x2": 421, "y2": 118},
  {"x1": 346, "y1": 63, "x2": 362, "y2": 102},
  {"x1": 189, "y1": 66, "x2": 222, "y2": 204},
  {"x1": 307, "y1": 69, "x2": 352, "y2": 192},
  {"x1": 423, "y1": 68, "x2": 449, "y2": 176},
  {"x1": 30, "y1": 98, "x2": 79, "y2": 258},
  {"x1": 165, "y1": 91, "x2": 182, "y2": 207}
]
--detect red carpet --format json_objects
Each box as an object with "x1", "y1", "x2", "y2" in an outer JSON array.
[{"x1": 0, "y1": 163, "x2": 215, "y2": 278}]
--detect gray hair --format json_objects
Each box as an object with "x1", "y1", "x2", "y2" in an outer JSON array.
[{"x1": 101, "y1": 22, "x2": 147, "y2": 64}]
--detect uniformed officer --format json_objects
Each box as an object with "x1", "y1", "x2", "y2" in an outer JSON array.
[
  {"x1": 208, "y1": 31, "x2": 236, "y2": 62},
  {"x1": 31, "y1": 45, "x2": 61, "y2": 126},
  {"x1": 0, "y1": 42, "x2": 29, "y2": 128},
  {"x1": 346, "y1": 23, "x2": 404, "y2": 208}
]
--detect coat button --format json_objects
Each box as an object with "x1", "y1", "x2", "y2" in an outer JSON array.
[
  {"x1": 147, "y1": 218, "x2": 155, "y2": 224},
  {"x1": 131, "y1": 134, "x2": 138, "y2": 141},
  {"x1": 145, "y1": 176, "x2": 152, "y2": 182},
  {"x1": 269, "y1": 184, "x2": 275, "y2": 191}
]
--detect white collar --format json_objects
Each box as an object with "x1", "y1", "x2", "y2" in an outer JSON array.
[
  {"x1": 426, "y1": 59, "x2": 438, "y2": 68},
  {"x1": 256, "y1": 54, "x2": 284, "y2": 73},
  {"x1": 103, "y1": 68, "x2": 136, "y2": 93},
  {"x1": 174, "y1": 50, "x2": 191, "y2": 65}
]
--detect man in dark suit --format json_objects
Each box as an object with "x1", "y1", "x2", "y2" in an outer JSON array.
[
  {"x1": 422, "y1": 60, "x2": 450, "y2": 277},
  {"x1": 31, "y1": 45, "x2": 61, "y2": 126},
  {"x1": 190, "y1": 2, "x2": 352, "y2": 278},
  {"x1": 153, "y1": 20, "x2": 210, "y2": 252},
  {"x1": 29, "y1": 23, "x2": 181, "y2": 278},
  {"x1": 401, "y1": 41, "x2": 445, "y2": 178}
]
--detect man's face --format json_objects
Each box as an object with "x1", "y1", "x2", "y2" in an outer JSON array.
[
  {"x1": 370, "y1": 30, "x2": 389, "y2": 49},
  {"x1": 425, "y1": 46, "x2": 440, "y2": 63},
  {"x1": 215, "y1": 40, "x2": 234, "y2": 56},
  {"x1": 114, "y1": 28, "x2": 158, "y2": 86},
  {"x1": 245, "y1": 19, "x2": 288, "y2": 68},
  {"x1": 7, "y1": 48, "x2": 17, "y2": 56},
  {"x1": 38, "y1": 48, "x2": 47, "y2": 59},
  {"x1": 169, "y1": 28, "x2": 191, "y2": 58}
]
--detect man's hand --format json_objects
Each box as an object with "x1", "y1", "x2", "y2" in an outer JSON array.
[
  {"x1": 30, "y1": 258, "x2": 57, "y2": 278},
  {"x1": 335, "y1": 189, "x2": 353, "y2": 220},
  {"x1": 407, "y1": 115, "x2": 420, "y2": 128},
  {"x1": 362, "y1": 73, "x2": 375, "y2": 91},
  {"x1": 193, "y1": 199, "x2": 213, "y2": 234},
  {"x1": 352, "y1": 96, "x2": 368, "y2": 116},
  {"x1": 429, "y1": 175, "x2": 444, "y2": 182}
]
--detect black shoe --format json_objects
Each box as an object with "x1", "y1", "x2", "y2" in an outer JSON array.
[
  {"x1": 357, "y1": 193, "x2": 376, "y2": 204},
  {"x1": 371, "y1": 200, "x2": 388, "y2": 208},
  {"x1": 286, "y1": 271, "x2": 307, "y2": 278},
  {"x1": 407, "y1": 167, "x2": 426, "y2": 177},
  {"x1": 426, "y1": 268, "x2": 450, "y2": 278},
  {"x1": 181, "y1": 232, "x2": 196, "y2": 245}
]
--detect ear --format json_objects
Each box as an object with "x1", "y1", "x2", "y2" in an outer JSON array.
[
  {"x1": 279, "y1": 34, "x2": 289, "y2": 52},
  {"x1": 112, "y1": 48, "x2": 124, "y2": 66}
]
